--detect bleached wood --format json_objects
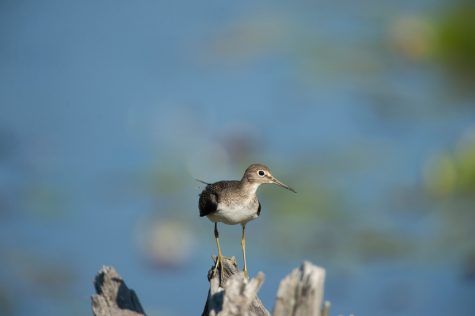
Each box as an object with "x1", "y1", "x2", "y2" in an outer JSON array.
[
  {"x1": 272, "y1": 261, "x2": 326, "y2": 316},
  {"x1": 203, "y1": 257, "x2": 270, "y2": 316},
  {"x1": 91, "y1": 260, "x2": 329, "y2": 316},
  {"x1": 91, "y1": 266, "x2": 145, "y2": 316}
]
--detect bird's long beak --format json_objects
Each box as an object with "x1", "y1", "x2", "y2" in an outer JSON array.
[{"x1": 271, "y1": 177, "x2": 296, "y2": 193}]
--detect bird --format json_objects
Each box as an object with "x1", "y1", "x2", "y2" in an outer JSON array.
[{"x1": 198, "y1": 163, "x2": 296, "y2": 280}]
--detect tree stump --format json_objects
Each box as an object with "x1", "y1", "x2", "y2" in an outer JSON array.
[
  {"x1": 273, "y1": 261, "x2": 326, "y2": 316},
  {"x1": 202, "y1": 257, "x2": 270, "y2": 316},
  {"x1": 91, "y1": 266, "x2": 145, "y2": 316},
  {"x1": 91, "y1": 260, "x2": 329, "y2": 316}
]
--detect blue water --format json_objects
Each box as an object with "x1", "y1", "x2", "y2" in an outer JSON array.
[{"x1": 1, "y1": 0, "x2": 474, "y2": 315}]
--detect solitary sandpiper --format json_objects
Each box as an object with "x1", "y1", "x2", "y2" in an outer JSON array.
[{"x1": 198, "y1": 163, "x2": 295, "y2": 280}]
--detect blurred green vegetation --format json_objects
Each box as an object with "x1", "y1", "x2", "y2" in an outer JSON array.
[
  {"x1": 424, "y1": 129, "x2": 475, "y2": 198},
  {"x1": 423, "y1": 127, "x2": 475, "y2": 276},
  {"x1": 436, "y1": 2, "x2": 475, "y2": 79}
]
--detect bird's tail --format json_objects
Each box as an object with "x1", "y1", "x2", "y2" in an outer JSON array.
[{"x1": 195, "y1": 178, "x2": 210, "y2": 185}]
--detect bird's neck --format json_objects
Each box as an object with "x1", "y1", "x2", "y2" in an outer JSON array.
[{"x1": 239, "y1": 178, "x2": 260, "y2": 196}]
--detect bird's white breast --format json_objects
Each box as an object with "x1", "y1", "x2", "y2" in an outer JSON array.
[{"x1": 207, "y1": 201, "x2": 259, "y2": 225}]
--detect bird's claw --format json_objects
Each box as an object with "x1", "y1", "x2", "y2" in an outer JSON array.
[{"x1": 243, "y1": 269, "x2": 248, "y2": 279}]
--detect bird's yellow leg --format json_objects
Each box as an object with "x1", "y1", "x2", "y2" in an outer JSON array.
[
  {"x1": 241, "y1": 224, "x2": 248, "y2": 278},
  {"x1": 213, "y1": 223, "x2": 224, "y2": 283}
]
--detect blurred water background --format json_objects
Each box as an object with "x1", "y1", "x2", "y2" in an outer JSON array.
[{"x1": 1, "y1": 0, "x2": 475, "y2": 315}]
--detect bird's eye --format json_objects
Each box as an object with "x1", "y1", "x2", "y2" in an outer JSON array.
[{"x1": 258, "y1": 170, "x2": 265, "y2": 177}]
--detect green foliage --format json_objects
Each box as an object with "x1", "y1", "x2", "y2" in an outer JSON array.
[{"x1": 436, "y1": 2, "x2": 475, "y2": 77}]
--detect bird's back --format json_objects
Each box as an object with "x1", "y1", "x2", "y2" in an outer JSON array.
[{"x1": 198, "y1": 180, "x2": 240, "y2": 217}]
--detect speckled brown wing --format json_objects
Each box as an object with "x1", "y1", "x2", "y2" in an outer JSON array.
[{"x1": 198, "y1": 180, "x2": 240, "y2": 217}]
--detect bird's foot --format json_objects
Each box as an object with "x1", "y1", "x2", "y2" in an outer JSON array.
[
  {"x1": 212, "y1": 255, "x2": 225, "y2": 285},
  {"x1": 212, "y1": 255, "x2": 233, "y2": 260},
  {"x1": 210, "y1": 255, "x2": 236, "y2": 286}
]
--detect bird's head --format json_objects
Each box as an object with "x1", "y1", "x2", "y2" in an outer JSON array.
[{"x1": 242, "y1": 163, "x2": 296, "y2": 193}]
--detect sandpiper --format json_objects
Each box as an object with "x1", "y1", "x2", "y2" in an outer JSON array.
[{"x1": 198, "y1": 163, "x2": 295, "y2": 279}]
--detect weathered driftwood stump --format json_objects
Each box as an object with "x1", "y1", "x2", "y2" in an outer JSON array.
[
  {"x1": 91, "y1": 260, "x2": 328, "y2": 316},
  {"x1": 91, "y1": 266, "x2": 145, "y2": 316},
  {"x1": 273, "y1": 261, "x2": 326, "y2": 316},
  {"x1": 202, "y1": 257, "x2": 270, "y2": 316},
  {"x1": 202, "y1": 257, "x2": 327, "y2": 316}
]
